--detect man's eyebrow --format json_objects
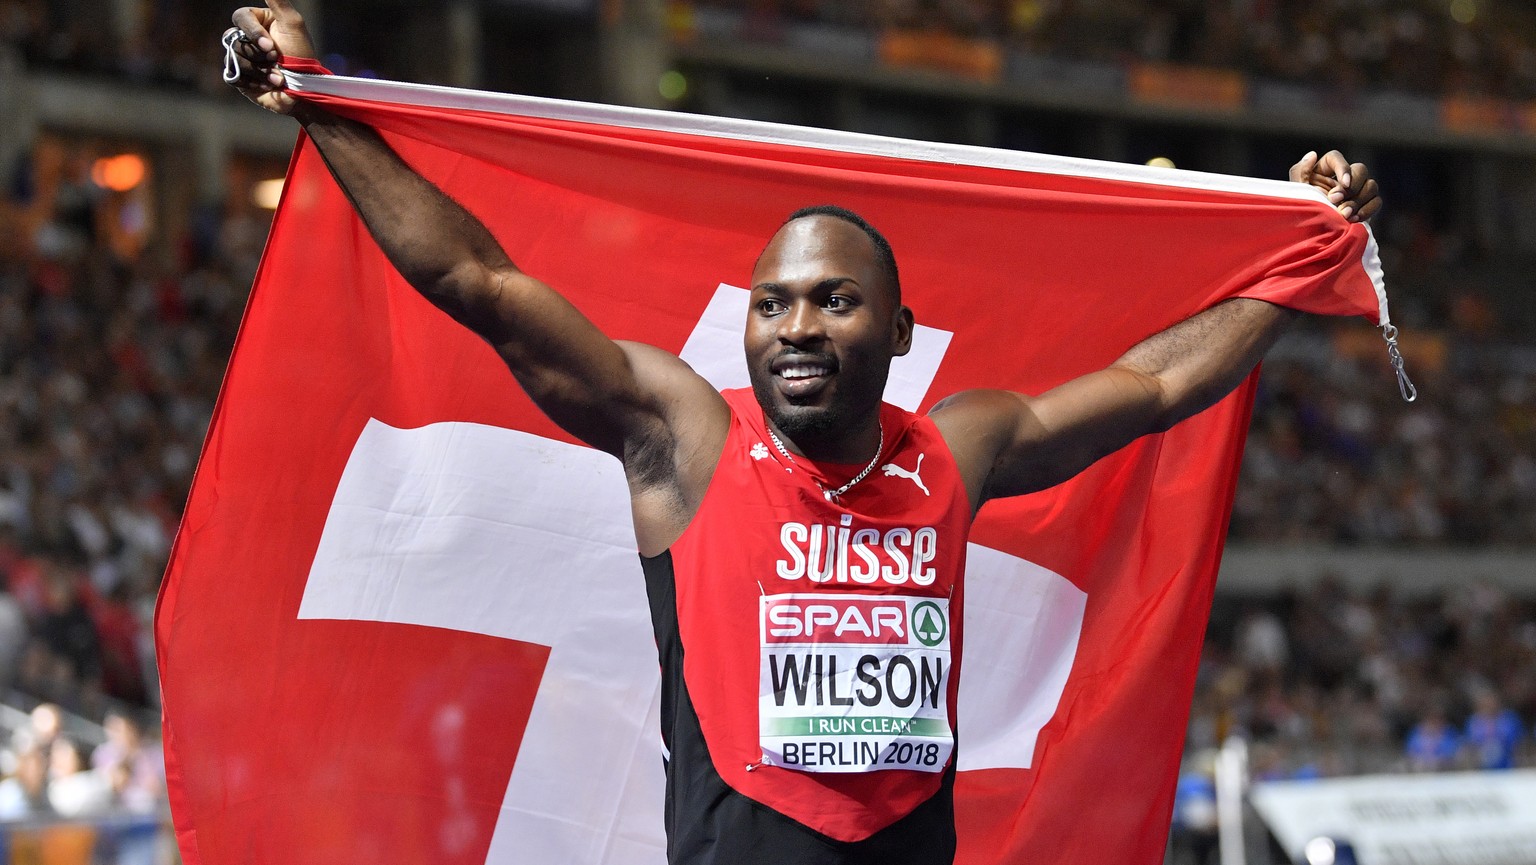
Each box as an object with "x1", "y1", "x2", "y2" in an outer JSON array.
[{"x1": 750, "y1": 277, "x2": 860, "y2": 293}]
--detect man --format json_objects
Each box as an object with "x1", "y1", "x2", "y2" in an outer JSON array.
[{"x1": 225, "y1": 3, "x2": 1380, "y2": 862}]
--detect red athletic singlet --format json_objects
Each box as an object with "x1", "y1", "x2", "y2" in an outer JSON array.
[{"x1": 641, "y1": 389, "x2": 973, "y2": 864}]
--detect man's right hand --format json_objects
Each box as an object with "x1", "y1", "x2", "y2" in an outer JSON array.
[{"x1": 227, "y1": 0, "x2": 318, "y2": 115}]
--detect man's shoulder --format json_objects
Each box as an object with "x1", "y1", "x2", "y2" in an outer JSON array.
[
  {"x1": 924, "y1": 389, "x2": 1044, "y2": 508},
  {"x1": 927, "y1": 388, "x2": 1033, "y2": 444}
]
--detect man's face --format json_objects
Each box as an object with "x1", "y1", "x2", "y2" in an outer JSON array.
[{"x1": 746, "y1": 215, "x2": 912, "y2": 444}]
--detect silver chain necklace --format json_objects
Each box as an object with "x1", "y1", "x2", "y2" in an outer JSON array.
[{"x1": 767, "y1": 424, "x2": 884, "y2": 502}]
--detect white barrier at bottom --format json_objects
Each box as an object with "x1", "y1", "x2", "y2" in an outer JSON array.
[{"x1": 1250, "y1": 769, "x2": 1536, "y2": 865}]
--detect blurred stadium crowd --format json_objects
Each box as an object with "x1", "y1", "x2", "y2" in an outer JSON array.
[
  {"x1": 0, "y1": 703, "x2": 163, "y2": 821},
  {"x1": 690, "y1": 0, "x2": 1536, "y2": 99},
  {"x1": 0, "y1": 0, "x2": 1534, "y2": 853},
  {"x1": 0, "y1": 125, "x2": 267, "y2": 831},
  {"x1": 6, "y1": 0, "x2": 1536, "y2": 99},
  {"x1": 1237, "y1": 322, "x2": 1536, "y2": 546},
  {"x1": 1194, "y1": 577, "x2": 1536, "y2": 779},
  {"x1": 0, "y1": 0, "x2": 220, "y2": 91}
]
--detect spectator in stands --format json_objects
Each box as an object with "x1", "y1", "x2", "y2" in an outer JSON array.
[
  {"x1": 686, "y1": 0, "x2": 1536, "y2": 100},
  {"x1": 47, "y1": 736, "x2": 111, "y2": 817},
  {"x1": 1462, "y1": 689, "x2": 1524, "y2": 770},
  {"x1": 0, "y1": 130, "x2": 235, "y2": 728},
  {"x1": 0, "y1": 743, "x2": 53, "y2": 820},
  {"x1": 1233, "y1": 605, "x2": 1288, "y2": 673},
  {"x1": 89, "y1": 710, "x2": 162, "y2": 813},
  {"x1": 1189, "y1": 577, "x2": 1536, "y2": 779},
  {"x1": 11, "y1": 701, "x2": 63, "y2": 755},
  {"x1": 34, "y1": 560, "x2": 102, "y2": 691},
  {"x1": 1405, "y1": 702, "x2": 1462, "y2": 772}
]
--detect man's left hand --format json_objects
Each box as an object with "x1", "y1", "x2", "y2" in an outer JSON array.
[{"x1": 1291, "y1": 150, "x2": 1381, "y2": 223}]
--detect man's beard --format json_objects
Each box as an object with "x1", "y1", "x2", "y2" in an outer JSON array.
[
  {"x1": 760, "y1": 394, "x2": 843, "y2": 442},
  {"x1": 749, "y1": 360, "x2": 888, "y2": 450}
]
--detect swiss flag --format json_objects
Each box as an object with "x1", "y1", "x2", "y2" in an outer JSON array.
[{"x1": 156, "y1": 73, "x2": 1386, "y2": 864}]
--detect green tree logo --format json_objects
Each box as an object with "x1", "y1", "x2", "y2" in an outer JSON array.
[{"x1": 911, "y1": 601, "x2": 947, "y2": 647}]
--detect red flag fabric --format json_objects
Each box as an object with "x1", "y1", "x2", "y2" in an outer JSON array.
[{"x1": 155, "y1": 73, "x2": 1387, "y2": 865}]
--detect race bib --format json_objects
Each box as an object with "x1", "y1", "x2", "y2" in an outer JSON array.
[{"x1": 758, "y1": 592, "x2": 953, "y2": 773}]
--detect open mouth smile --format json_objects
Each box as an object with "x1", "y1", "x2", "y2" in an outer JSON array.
[{"x1": 771, "y1": 354, "x2": 837, "y2": 398}]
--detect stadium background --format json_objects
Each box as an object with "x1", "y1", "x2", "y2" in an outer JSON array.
[{"x1": 0, "y1": 0, "x2": 1533, "y2": 862}]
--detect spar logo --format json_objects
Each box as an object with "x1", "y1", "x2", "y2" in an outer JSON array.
[
  {"x1": 763, "y1": 597, "x2": 912, "y2": 645},
  {"x1": 911, "y1": 601, "x2": 946, "y2": 647}
]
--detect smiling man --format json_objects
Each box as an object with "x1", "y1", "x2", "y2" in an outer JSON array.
[{"x1": 224, "y1": 2, "x2": 1381, "y2": 863}]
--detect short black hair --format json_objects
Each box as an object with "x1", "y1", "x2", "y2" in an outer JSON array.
[{"x1": 784, "y1": 205, "x2": 900, "y2": 301}]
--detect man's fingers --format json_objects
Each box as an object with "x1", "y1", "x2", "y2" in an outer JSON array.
[
  {"x1": 263, "y1": 0, "x2": 307, "y2": 40},
  {"x1": 253, "y1": 0, "x2": 318, "y2": 60},
  {"x1": 231, "y1": 7, "x2": 278, "y2": 57},
  {"x1": 1337, "y1": 162, "x2": 1376, "y2": 222},
  {"x1": 1336, "y1": 179, "x2": 1381, "y2": 223},
  {"x1": 1318, "y1": 150, "x2": 1351, "y2": 188},
  {"x1": 254, "y1": 90, "x2": 299, "y2": 115},
  {"x1": 228, "y1": 54, "x2": 281, "y2": 96},
  {"x1": 1347, "y1": 162, "x2": 1369, "y2": 194},
  {"x1": 1288, "y1": 150, "x2": 1319, "y2": 184},
  {"x1": 231, "y1": 37, "x2": 269, "y2": 63},
  {"x1": 1356, "y1": 193, "x2": 1383, "y2": 222},
  {"x1": 1351, "y1": 179, "x2": 1381, "y2": 222},
  {"x1": 231, "y1": 6, "x2": 270, "y2": 36},
  {"x1": 234, "y1": 54, "x2": 282, "y2": 88}
]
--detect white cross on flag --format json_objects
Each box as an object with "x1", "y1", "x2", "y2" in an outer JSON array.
[{"x1": 155, "y1": 72, "x2": 1388, "y2": 864}]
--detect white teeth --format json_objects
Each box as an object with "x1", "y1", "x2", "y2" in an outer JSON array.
[{"x1": 779, "y1": 364, "x2": 828, "y2": 380}]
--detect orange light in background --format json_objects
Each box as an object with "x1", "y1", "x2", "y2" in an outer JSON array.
[
  {"x1": 90, "y1": 154, "x2": 147, "y2": 192},
  {"x1": 252, "y1": 178, "x2": 286, "y2": 210}
]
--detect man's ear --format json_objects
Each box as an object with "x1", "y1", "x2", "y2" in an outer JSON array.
[{"x1": 892, "y1": 305, "x2": 915, "y2": 357}]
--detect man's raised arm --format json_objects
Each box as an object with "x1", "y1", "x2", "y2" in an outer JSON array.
[
  {"x1": 225, "y1": 1, "x2": 726, "y2": 468},
  {"x1": 933, "y1": 151, "x2": 1380, "y2": 509}
]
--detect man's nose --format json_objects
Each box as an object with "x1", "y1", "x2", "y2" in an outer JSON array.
[{"x1": 779, "y1": 300, "x2": 824, "y2": 344}]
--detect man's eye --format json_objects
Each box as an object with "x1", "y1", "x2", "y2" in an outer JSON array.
[
  {"x1": 824, "y1": 296, "x2": 852, "y2": 310},
  {"x1": 758, "y1": 299, "x2": 786, "y2": 314}
]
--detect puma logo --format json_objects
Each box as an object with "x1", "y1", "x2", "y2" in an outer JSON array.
[{"x1": 881, "y1": 454, "x2": 929, "y2": 496}]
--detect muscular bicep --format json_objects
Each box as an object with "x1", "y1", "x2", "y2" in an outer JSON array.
[
  {"x1": 472, "y1": 266, "x2": 727, "y2": 467},
  {"x1": 932, "y1": 369, "x2": 1168, "y2": 508},
  {"x1": 1002, "y1": 368, "x2": 1169, "y2": 492},
  {"x1": 935, "y1": 300, "x2": 1293, "y2": 508}
]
